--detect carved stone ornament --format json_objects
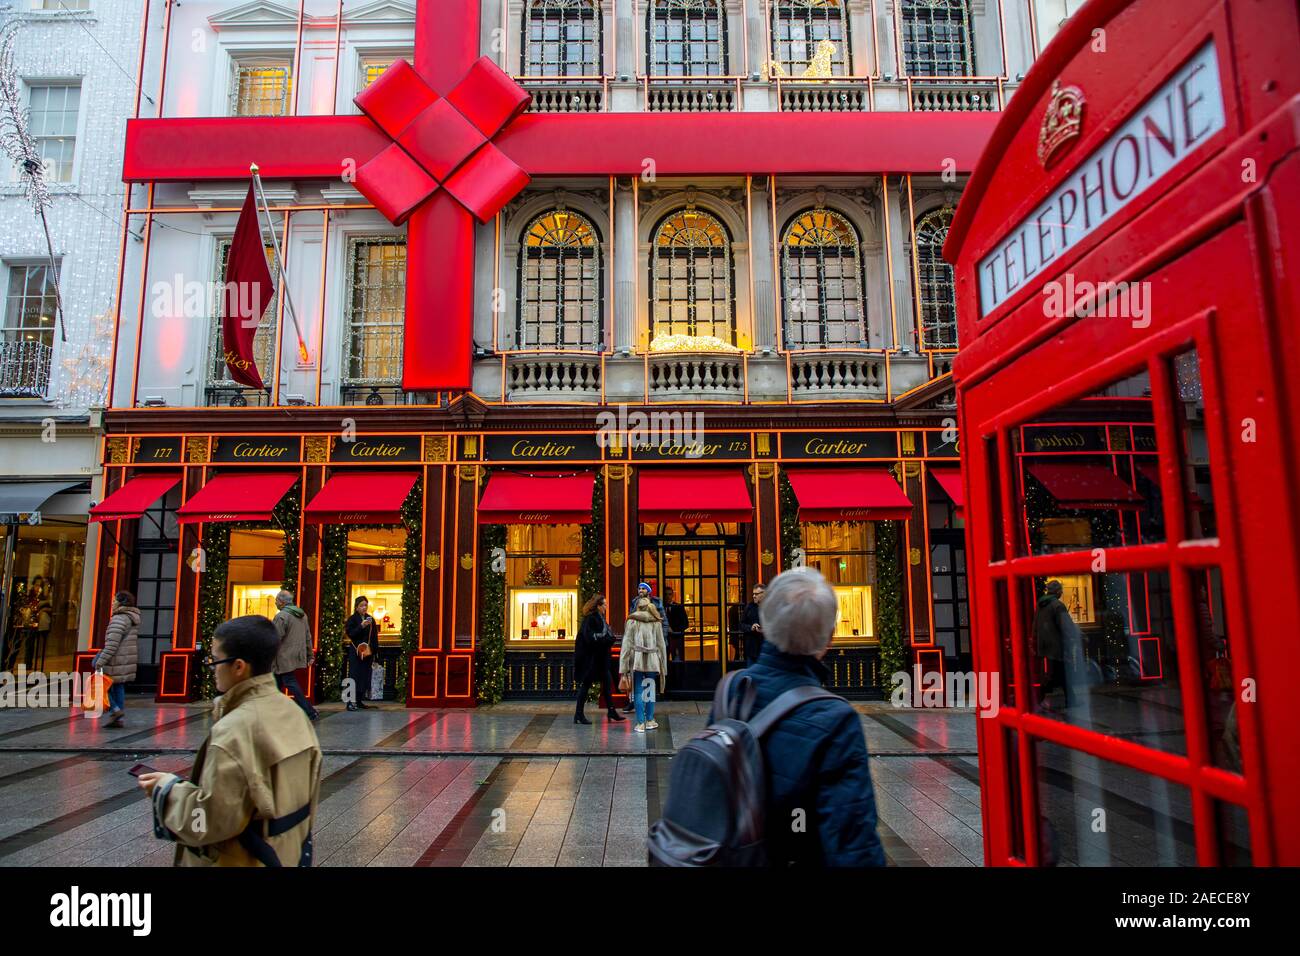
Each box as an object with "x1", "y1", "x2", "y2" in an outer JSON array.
[
  {"x1": 107, "y1": 437, "x2": 129, "y2": 464},
  {"x1": 424, "y1": 435, "x2": 449, "y2": 462},
  {"x1": 304, "y1": 436, "x2": 333, "y2": 463},
  {"x1": 186, "y1": 437, "x2": 210, "y2": 463}
]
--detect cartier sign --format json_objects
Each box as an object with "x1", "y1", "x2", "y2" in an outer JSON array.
[
  {"x1": 631, "y1": 434, "x2": 751, "y2": 461},
  {"x1": 484, "y1": 434, "x2": 601, "y2": 462},
  {"x1": 212, "y1": 436, "x2": 301, "y2": 462},
  {"x1": 331, "y1": 435, "x2": 422, "y2": 462},
  {"x1": 780, "y1": 432, "x2": 898, "y2": 460}
]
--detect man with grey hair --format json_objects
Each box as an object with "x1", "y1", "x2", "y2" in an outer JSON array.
[
  {"x1": 273, "y1": 589, "x2": 318, "y2": 721},
  {"x1": 708, "y1": 567, "x2": 885, "y2": 866}
]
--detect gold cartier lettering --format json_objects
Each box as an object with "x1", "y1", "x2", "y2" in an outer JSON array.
[
  {"x1": 232, "y1": 441, "x2": 288, "y2": 458},
  {"x1": 804, "y1": 437, "x2": 871, "y2": 456},
  {"x1": 1030, "y1": 432, "x2": 1087, "y2": 451},
  {"x1": 510, "y1": 439, "x2": 577, "y2": 458},
  {"x1": 349, "y1": 442, "x2": 405, "y2": 458}
]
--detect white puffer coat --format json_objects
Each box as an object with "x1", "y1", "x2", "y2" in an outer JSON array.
[{"x1": 619, "y1": 600, "x2": 668, "y2": 679}]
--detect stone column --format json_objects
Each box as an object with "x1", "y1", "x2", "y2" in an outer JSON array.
[
  {"x1": 750, "y1": 176, "x2": 777, "y2": 349},
  {"x1": 613, "y1": 177, "x2": 637, "y2": 350},
  {"x1": 615, "y1": 0, "x2": 635, "y2": 77}
]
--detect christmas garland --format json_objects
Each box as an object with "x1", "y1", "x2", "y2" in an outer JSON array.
[
  {"x1": 778, "y1": 468, "x2": 802, "y2": 570},
  {"x1": 875, "y1": 519, "x2": 906, "y2": 696},
  {"x1": 316, "y1": 523, "x2": 349, "y2": 702},
  {"x1": 579, "y1": 477, "x2": 604, "y2": 607},
  {"x1": 397, "y1": 479, "x2": 422, "y2": 699},
  {"x1": 476, "y1": 523, "x2": 507, "y2": 705},
  {"x1": 193, "y1": 484, "x2": 301, "y2": 700}
]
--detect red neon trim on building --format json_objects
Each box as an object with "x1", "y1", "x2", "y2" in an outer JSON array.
[
  {"x1": 88, "y1": 473, "x2": 181, "y2": 522},
  {"x1": 1026, "y1": 461, "x2": 1144, "y2": 510},
  {"x1": 303, "y1": 470, "x2": 419, "y2": 524},
  {"x1": 175, "y1": 472, "x2": 299, "y2": 524},
  {"x1": 476, "y1": 471, "x2": 596, "y2": 525},
  {"x1": 638, "y1": 468, "x2": 754, "y2": 524},
  {"x1": 785, "y1": 467, "x2": 914, "y2": 522}
]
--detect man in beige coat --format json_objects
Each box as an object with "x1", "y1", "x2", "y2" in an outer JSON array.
[
  {"x1": 138, "y1": 615, "x2": 322, "y2": 866},
  {"x1": 273, "y1": 589, "x2": 318, "y2": 721}
]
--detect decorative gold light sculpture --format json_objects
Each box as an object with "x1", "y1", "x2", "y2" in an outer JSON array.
[{"x1": 648, "y1": 332, "x2": 742, "y2": 353}]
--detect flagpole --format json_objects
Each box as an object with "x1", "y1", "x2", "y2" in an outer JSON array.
[{"x1": 249, "y1": 163, "x2": 310, "y2": 366}]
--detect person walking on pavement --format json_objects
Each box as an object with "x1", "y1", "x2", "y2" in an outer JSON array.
[
  {"x1": 272, "y1": 589, "x2": 318, "y2": 722},
  {"x1": 708, "y1": 568, "x2": 885, "y2": 866},
  {"x1": 93, "y1": 590, "x2": 139, "y2": 728},
  {"x1": 619, "y1": 596, "x2": 668, "y2": 733},
  {"x1": 343, "y1": 595, "x2": 379, "y2": 711},
  {"x1": 741, "y1": 583, "x2": 766, "y2": 665},
  {"x1": 574, "y1": 594, "x2": 625, "y2": 724},
  {"x1": 1034, "y1": 579, "x2": 1081, "y2": 709},
  {"x1": 137, "y1": 615, "x2": 322, "y2": 866},
  {"x1": 664, "y1": 586, "x2": 689, "y2": 663}
]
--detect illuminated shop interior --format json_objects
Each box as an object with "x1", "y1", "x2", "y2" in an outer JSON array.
[
  {"x1": 347, "y1": 527, "x2": 407, "y2": 644},
  {"x1": 801, "y1": 521, "x2": 876, "y2": 644},
  {"x1": 505, "y1": 523, "x2": 580, "y2": 646},
  {"x1": 226, "y1": 528, "x2": 287, "y2": 619}
]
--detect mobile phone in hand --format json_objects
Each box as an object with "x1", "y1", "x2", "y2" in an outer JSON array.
[{"x1": 127, "y1": 763, "x2": 157, "y2": 777}]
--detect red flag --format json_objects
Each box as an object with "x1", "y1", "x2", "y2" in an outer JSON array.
[{"x1": 221, "y1": 185, "x2": 274, "y2": 390}]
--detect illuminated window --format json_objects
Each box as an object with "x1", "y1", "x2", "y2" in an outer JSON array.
[
  {"x1": 650, "y1": 207, "x2": 735, "y2": 345},
  {"x1": 901, "y1": 0, "x2": 976, "y2": 77},
  {"x1": 230, "y1": 58, "x2": 293, "y2": 116},
  {"x1": 505, "y1": 523, "x2": 582, "y2": 644},
  {"x1": 359, "y1": 56, "x2": 401, "y2": 91},
  {"x1": 647, "y1": 0, "x2": 727, "y2": 77},
  {"x1": 771, "y1": 0, "x2": 850, "y2": 76},
  {"x1": 781, "y1": 208, "x2": 866, "y2": 349},
  {"x1": 914, "y1": 205, "x2": 958, "y2": 349},
  {"x1": 210, "y1": 239, "x2": 278, "y2": 395},
  {"x1": 801, "y1": 520, "x2": 877, "y2": 643},
  {"x1": 344, "y1": 237, "x2": 406, "y2": 386},
  {"x1": 2, "y1": 262, "x2": 60, "y2": 397},
  {"x1": 518, "y1": 210, "x2": 603, "y2": 350},
  {"x1": 348, "y1": 527, "x2": 408, "y2": 645},
  {"x1": 523, "y1": 0, "x2": 602, "y2": 76},
  {"x1": 28, "y1": 83, "x2": 80, "y2": 182},
  {"x1": 227, "y1": 528, "x2": 288, "y2": 618}
]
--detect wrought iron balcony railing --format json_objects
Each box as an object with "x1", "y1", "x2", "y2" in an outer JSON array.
[{"x1": 0, "y1": 340, "x2": 53, "y2": 398}]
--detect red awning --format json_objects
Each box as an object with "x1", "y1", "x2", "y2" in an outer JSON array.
[
  {"x1": 930, "y1": 468, "x2": 965, "y2": 517},
  {"x1": 639, "y1": 469, "x2": 753, "y2": 523},
  {"x1": 176, "y1": 472, "x2": 298, "y2": 523},
  {"x1": 1027, "y1": 462, "x2": 1143, "y2": 510},
  {"x1": 1135, "y1": 461, "x2": 1208, "y2": 510},
  {"x1": 304, "y1": 471, "x2": 419, "y2": 523},
  {"x1": 786, "y1": 468, "x2": 913, "y2": 522},
  {"x1": 89, "y1": 473, "x2": 181, "y2": 523},
  {"x1": 478, "y1": 471, "x2": 595, "y2": 524}
]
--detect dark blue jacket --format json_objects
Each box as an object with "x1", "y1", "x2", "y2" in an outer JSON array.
[{"x1": 709, "y1": 641, "x2": 886, "y2": 867}]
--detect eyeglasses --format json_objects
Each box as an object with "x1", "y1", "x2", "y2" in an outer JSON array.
[{"x1": 203, "y1": 655, "x2": 238, "y2": 670}]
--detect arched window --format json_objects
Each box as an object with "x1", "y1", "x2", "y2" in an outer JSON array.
[
  {"x1": 647, "y1": 0, "x2": 727, "y2": 77},
  {"x1": 522, "y1": 0, "x2": 603, "y2": 77},
  {"x1": 650, "y1": 208, "x2": 735, "y2": 344},
  {"x1": 900, "y1": 0, "x2": 975, "y2": 77},
  {"x1": 780, "y1": 208, "x2": 866, "y2": 349},
  {"x1": 771, "y1": 0, "x2": 851, "y2": 76},
  {"x1": 517, "y1": 210, "x2": 603, "y2": 350},
  {"x1": 914, "y1": 206, "x2": 958, "y2": 349}
]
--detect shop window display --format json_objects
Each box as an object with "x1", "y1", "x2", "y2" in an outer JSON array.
[
  {"x1": 226, "y1": 528, "x2": 286, "y2": 620},
  {"x1": 347, "y1": 527, "x2": 407, "y2": 645},
  {"x1": 1, "y1": 518, "x2": 86, "y2": 673},
  {"x1": 505, "y1": 523, "x2": 581, "y2": 645},
  {"x1": 800, "y1": 520, "x2": 876, "y2": 644}
]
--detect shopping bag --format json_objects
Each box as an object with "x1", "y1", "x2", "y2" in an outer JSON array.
[
  {"x1": 369, "y1": 663, "x2": 385, "y2": 702},
  {"x1": 80, "y1": 671, "x2": 113, "y2": 713}
]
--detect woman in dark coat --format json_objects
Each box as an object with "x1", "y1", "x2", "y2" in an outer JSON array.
[
  {"x1": 573, "y1": 594, "x2": 624, "y2": 724},
  {"x1": 344, "y1": 595, "x2": 380, "y2": 711}
]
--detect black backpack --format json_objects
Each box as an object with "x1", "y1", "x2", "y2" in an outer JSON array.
[{"x1": 647, "y1": 670, "x2": 840, "y2": 867}]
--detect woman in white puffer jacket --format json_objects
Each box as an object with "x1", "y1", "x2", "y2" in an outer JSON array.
[{"x1": 618, "y1": 597, "x2": 668, "y2": 732}]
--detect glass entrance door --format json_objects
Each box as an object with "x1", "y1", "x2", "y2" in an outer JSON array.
[
  {"x1": 930, "y1": 530, "x2": 970, "y2": 671},
  {"x1": 639, "y1": 523, "x2": 747, "y2": 695}
]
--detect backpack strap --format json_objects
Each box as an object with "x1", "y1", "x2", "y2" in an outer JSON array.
[
  {"x1": 713, "y1": 670, "x2": 759, "y2": 721},
  {"x1": 746, "y1": 685, "x2": 841, "y2": 739},
  {"x1": 236, "y1": 802, "x2": 313, "y2": 868}
]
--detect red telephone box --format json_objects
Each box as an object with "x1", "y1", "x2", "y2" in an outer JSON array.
[{"x1": 945, "y1": 0, "x2": 1300, "y2": 865}]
